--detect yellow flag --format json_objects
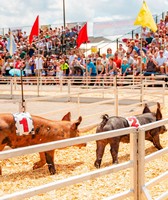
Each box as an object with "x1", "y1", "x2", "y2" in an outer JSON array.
[{"x1": 134, "y1": 1, "x2": 157, "y2": 32}]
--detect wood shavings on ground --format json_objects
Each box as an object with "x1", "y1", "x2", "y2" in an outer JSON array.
[{"x1": 0, "y1": 110, "x2": 167, "y2": 200}]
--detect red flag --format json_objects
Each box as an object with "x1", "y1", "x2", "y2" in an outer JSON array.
[
  {"x1": 76, "y1": 23, "x2": 88, "y2": 48},
  {"x1": 29, "y1": 16, "x2": 39, "y2": 44}
]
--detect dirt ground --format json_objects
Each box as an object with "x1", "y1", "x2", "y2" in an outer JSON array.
[{"x1": 0, "y1": 87, "x2": 167, "y2": 200}]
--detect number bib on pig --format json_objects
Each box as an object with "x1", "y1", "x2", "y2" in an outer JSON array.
[
  {"x1": 126, "y1": 116, "x2": 140, "y2": 128},
  {"x1": 13, "y1": 112, "x2": 34, "y2": 136}
]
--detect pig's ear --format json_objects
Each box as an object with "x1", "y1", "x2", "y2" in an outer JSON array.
[
  {"x1": 62, "y1": 112, "x2": 71, "y2": 121},
  {"x1": 71, "y1": 116, "x2": 82, "y2": 130},
  {"x1": 156, "y1": 102, "x2": 162, "y2": 120},
  {"x1": 142, "y1": 103, "x2": 151, "y2": 114}
]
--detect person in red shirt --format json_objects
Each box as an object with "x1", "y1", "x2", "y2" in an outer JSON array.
[
  {"x1": 15, "y1": 57, "x2": 21, "y2": 69},
  {"x1": 113, "y1": 52, "x2": 122, "y2": 70}
]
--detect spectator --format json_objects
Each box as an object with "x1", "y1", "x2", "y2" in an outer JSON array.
[
  {"x1": 86, "y1": 58, "x2": 97, "y2": 77},
  {"x1": 120, "y1": 57, "x2": 130, "y2": 76},
  {"x1": 126, "y1": 52, "x2": 134, "y2": 71},
  {"x1": 151, "y1": 33, "x2": 162, "y2": 48},
  {"x1": 60, "y1": 59, "x2": 69, "y2": 76},
  {"x1": 146, "y1": 31, "x2": 154, "y2": 45},
  {"x1": 113, "y1": 52, "x2": 122, "y2": 70},
  {"x1": 106, "y1": 48, "x2": 113, "y2": 58},
  {"x1": 29, "y1": 54, "x2": 36, "y2": 76},
  {"x1": 117, "y1": 43, "x2": 126, "y2": 59},
  {"x1": 141, "y1": 27, "x2": 148, "y2": 39},
  {"x1": 0, "y1": 54, "x2": 5, "y2": 76},
  {"x1": 101, "y1": 53, "x2": 108, "y2": 68},
  {"x1": 35, "y1": 54, "x2": 44, "y2": 76},
  {"x1": 156, "y1": 49, "x2": 167, "y2": 73},
  {"x1": 143, "y1": 54, "x2": 158, "y2": 76},
  {"x1": 94, "y1": 57, "x2": 105, "y2": 86}
]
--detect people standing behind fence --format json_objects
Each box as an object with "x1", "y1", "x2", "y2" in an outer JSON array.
[
  {"x1": 101, "y1": 53, "x2": 108, "y2": 68},
  {"x1": 125, "y1": 52, "x2": 134, "y2": 74},
  {"x1": 120, "y1": 57, "x2": 130, "y2": 76},
  {"x1": 28, "y1": 54, "x2": 36, "y2": 76},
  {"x1": 133, "y1": 55, "x2": 142, "y2": 76},
  {"x1": 24, "y1": 55, "x2": 32, "y2": 76},
  {"x1": 86, "y1": 58, "x2": 97, "y2": 77},
  {"x1": 70, "y1": 55, "x2": 83, "y2": 76},
  {"x1": 117, "y1": 43, "x2": 126, "y2": 59},
  {"x1": 163, "y1": 44, "x2": 168, "y2": 61},
  {"x1": 105, "y1": 56, "x2": 119, "y2": 86},
  {"x1": 56, "y1": 60, "x2": 63, "y2": 80},
  {"x1": 35, "y1": 54, "x2": 44, "y2": 76},
  {"x1": 60, "y1": 59, "x2": 69, "y2": 76},
  {"x1": 94, "y1": 57, "x2": 105, "y2": 86},
  {"x1": 151, "y1": 33, "x2": 162, "y2": 49},
  {"x1": 0, "y1": 54, "x2": 5, "y2": 76},
  {"x1": 156, "y1": 49, "x2": 167, "y2": 74},
  {"x1": 143, "y1": 54, "x2": 158, "y2": 77},
  {"x1": 106, "y1": 48, "x2": 113, "y2": 58},
  {"x1": 145, "y1": 31, "x2": 154, "y2": 45},
  {"x1": 113, "y1": 52, "x2": 122, "y2": 70},
  {"x1": 3, "y1": 58, "x2": 13, "y2": 76}
]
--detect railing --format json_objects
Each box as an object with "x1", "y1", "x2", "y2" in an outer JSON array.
[
  {"x1": 0, "y1": 119, "x2": 167, "y2": 199},
  {"x1": 0, "y1": 76, "x2": 166, "y2": 129}
]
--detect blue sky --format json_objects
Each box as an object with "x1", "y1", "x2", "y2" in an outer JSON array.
[{"x1": 0, "y1": 0, "x2": 167, "y2": 35}]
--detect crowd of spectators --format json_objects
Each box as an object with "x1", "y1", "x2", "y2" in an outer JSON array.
[{"x1": 0, "y1": 13, "x2": 168, "y2": 85}]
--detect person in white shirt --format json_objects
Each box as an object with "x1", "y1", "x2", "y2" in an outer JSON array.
[
  {"x1": 35, "y1": 55, "x2": 44, "y2": 76},
  {"x1": 156, "y1": 50, "x2": 167, "y2": 74}
]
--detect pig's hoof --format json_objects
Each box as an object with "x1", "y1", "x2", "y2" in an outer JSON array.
[
  {"x1": 94, "y1": 161, "x2": 100, "y2": 169},
  {"x1": 48, "y1": 165, "x2": 56, "y2": 175},
  {"x1": 33, "y1": 161, "x2": 46, "y2": 170}
]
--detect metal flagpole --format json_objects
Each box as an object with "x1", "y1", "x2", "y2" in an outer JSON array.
[
  {"x1": 140, "y1": 26, "x2": 143, "y2": 103},
  {"x1": 37, "y1": 21, "x2": 40, "y2": 97},
  {"x1": 37, "y1": 52, "x2": 40, "y2": 97},
  {"x1": 20, "y1": 62, "x2": 26, "y2": 112}
]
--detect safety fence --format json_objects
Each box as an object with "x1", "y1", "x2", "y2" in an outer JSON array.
[
  {"x1": 0, "y1": 76, "x2": 166, "y2": 129},
  {"x1": 0, "y1": 119, "x2": 167, "y2": 199}
]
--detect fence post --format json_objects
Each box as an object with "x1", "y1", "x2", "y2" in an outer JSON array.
[
  {"x1": 113, "y1": 76, "x2": 118, "y2": 116},
  {"x1": 130, "y1": 131, "x2": 138, "y2": 200},
  {"x1": 60, "y1": 77, "x2": 63, "y2": 92},
  {"x1": 162, "y1": 82, "x2": 165, "y2": 106},
  {"x1": 77, "y1": 93, "x2": 80, "y2": 117},
  {"x1": 10, "y1": 78, "x2": 13, "y2": 99},
  {"x1": 68, "y1": 79, "x2": 71, "y2": 102},
  {"x1": 140, "y1": 80, "x2": 144, "y2": 103},
  {"x1": 137, "y1": 128, "x2": 146, "y2": 199}
]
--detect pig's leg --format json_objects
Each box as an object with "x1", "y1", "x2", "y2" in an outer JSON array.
[
  {"x1": 33, "y1": 152, "x2": 46, "y2": 170},
  {"x1": 110, "y1": 138, "x2": 120, "y2": 164},
  {"x1": 94, "y1": 141, "x2": 106, "y2": 168},
  {"x1": 45, "y1": 150, "x2": 56, "y2": 175},
  {"x1": 152, "y1": 134, "x2": 163, "y2": 150}
]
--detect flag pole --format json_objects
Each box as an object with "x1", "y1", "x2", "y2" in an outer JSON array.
[
  {"x1": 36, "y1": 16, "x2": 40, "y2": 97},
  {"x1": 37, "y1": 49, "x2": 40, "y2": 97},
  {"x1": 140, "y1": 26, "x2": 143, "y2": 103},
  {"x1": 20, "y1": 64, "x2": 25, "y2": 112}
]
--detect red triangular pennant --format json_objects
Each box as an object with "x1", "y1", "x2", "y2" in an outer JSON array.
[
  {"x1": 29, "y1": 16, "x2": 39, "y2": 44},
  {"x1": 76, "y1": 23, "x2": 88, "y2": 48}
]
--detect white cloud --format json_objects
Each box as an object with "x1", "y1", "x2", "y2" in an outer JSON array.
[{"x1": 0, "y1": 0, "x2": 167, "y2": 35}]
